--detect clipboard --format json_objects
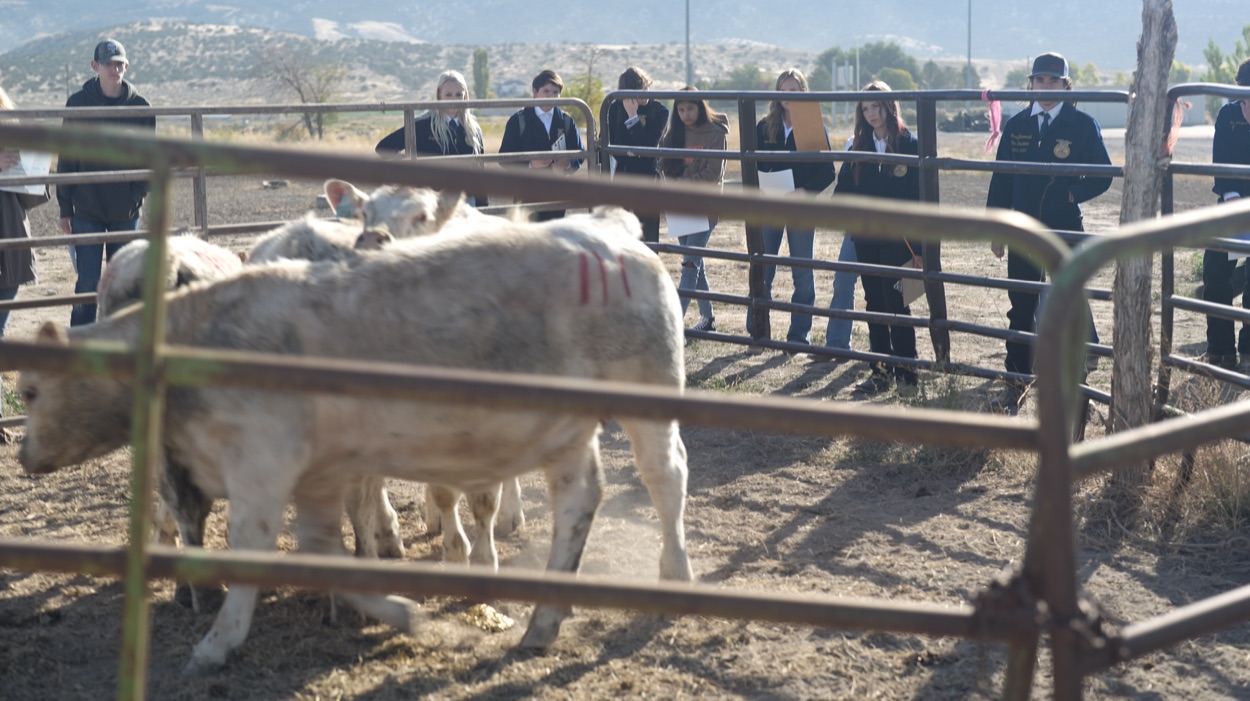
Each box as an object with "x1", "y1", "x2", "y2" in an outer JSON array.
[
  {"x1": 789, "y1": 100, "x2": 830, "y2": 153},
  {"x1": 664, "y1": 212, "x2": 710, "y2": 238},
  {"x1": 895, "y1": 260, "x2": 925, "y2": 305},
  {"x1": 0, "y1": 150, "x2": 51, "y2": 195},
  {"x1": 757, "y1": 168, "x2": 795, "y2": 193}
]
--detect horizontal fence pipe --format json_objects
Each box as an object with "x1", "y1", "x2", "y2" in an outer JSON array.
[
  {"x1": 1070, "y1": 399, "x2": 1250, "y2": 478},
  {"x1": 0, "y1": 341, "x2": 1040, "y2": 451},
  {"x1": 1084, "y1": 583, "x2": 1250, "y2": 675},
  {"x1": 0, "y1": 123, "x2": 1070, "y2": 274},
  {"x1": 0, "y1": 541, "x2": 1035, "y2": 644}
]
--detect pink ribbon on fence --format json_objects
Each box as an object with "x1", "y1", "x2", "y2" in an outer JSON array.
[
  {"x1": 1162, "y1": 98, "x2": 1192, "y2": 158},
  {"x1": 982, "y1": 90, "x2": 1002, "y2": 154}
]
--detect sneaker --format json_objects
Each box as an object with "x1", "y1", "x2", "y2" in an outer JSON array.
[
  {"x1": 1197, "y1": 352, "x2": 1237, "y2": 370},
  {"x1": 988, "y1": 382, "x2": 1026, "y2": 414},
  {"x1": 852, "y1": 373, "x2": 892, "y2": 398},
  {"x1": 690, "y1": 317, "x2": 716, "y2": 332},
  {"x1": 895, "y1": 372, "x2": 919, "y2": 398}
]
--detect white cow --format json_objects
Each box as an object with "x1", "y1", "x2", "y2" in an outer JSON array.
[
  {"x1": 19, "y1": 206, "x2": 692, "y2": 674},
  {"x1": 245, "y1": 179, "x2": 467, "y2": 265},
  {"x1": 249, "y1": 179, "x2": 528, "y2": 562}
]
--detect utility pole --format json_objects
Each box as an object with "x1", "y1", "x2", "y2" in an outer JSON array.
[
  {"x1": 685, "y1": 0, "x2": 693, "y2": 86},
  {"x1": 966, "y1": 0, "x2": 973, "y2": 88}
]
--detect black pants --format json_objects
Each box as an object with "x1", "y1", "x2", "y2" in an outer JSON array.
[
  {"x1": 1202, "y1": 249, "x2": 1250, "y2": 356},
  {"x1": 854, "y1": 237, "x2": 917, "y2": 383},
  {"x1": 1004, "y1": 247, "x2": 1099, "y2": 376}
]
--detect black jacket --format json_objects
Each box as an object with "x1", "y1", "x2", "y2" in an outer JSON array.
[
  {"x1": 606, "y1": 99, "x2": 668, "y2": 177},
  {"x1": 56, "y1": 77, "x2": 156, "y2": 223},
  {"x1": 375, "y1": 113, "x2": 488, "y2": 206},
  {"x1": 986, "y1": 101, "x2": 1112, "y2": 232},
  {"x1": 835, "y1": 131, "x2": 922, "y2": 253},
  {"x1": 498, "y1": 107, "x2": 584, "y2": 171},
  {"x1": 754, "y1": 118, "x2": 836, "y2": 193},
  {"x1": 1212, "y1": 100, "x2": 1250, "y2": 201}
]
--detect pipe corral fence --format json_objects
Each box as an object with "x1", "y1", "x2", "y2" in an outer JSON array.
[{"x1": 0, "y1": 85, "x2": 1249, "y2": 700}]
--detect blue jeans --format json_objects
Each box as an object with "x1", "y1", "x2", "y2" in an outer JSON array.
[
  {"x1": 677, "y1": 228, "x2": 714, "y2": 321},
  {"x1": 746, "y1": 225, "x2": 815, "y2": 344},
  {"x1": 0, "y1": 285, "x2": 15, "y2": 417},
  {"x1": 70, "y1": 216, "x2": 137, "y2": 327},
  {"x1": 825, "y1": 235, "x2": 858, "y2": 350}
]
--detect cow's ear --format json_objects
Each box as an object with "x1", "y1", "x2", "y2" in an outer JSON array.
[
  {"x1": 434, "y1": 190, "x2": 466, "y2": 228},
  {"x1": 36, "y1": 321, "x2": 68, "y2": 346},
  {"x1": 324, "y1": 179, "x2": 352, "y2": 210}
]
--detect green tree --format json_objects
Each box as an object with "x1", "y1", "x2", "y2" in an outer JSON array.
[
  {"x1": 1004, "y1": 62, "x2": 1031, "y2": 90},
  {"x1": 809, "y1": 47, "x2": 850, "y2": 93},
  {"x1": 1200, "y1": 26, "x2": 1250, "y2": 119},
  {"x1": 877, "y1": 67, "x2": 917, "y2": 91},
  {"x1": 472, "y1": 48, "x2": 492, "y2": 99},
  {"x1": 857, "y1": 41, "x2": 920, "y2": 84},
  {"x1": 920, "y1": 60, "x2": 967, "y2": 90},
  {"x1": 1072, "y1": 61, "x2": 1100, "y2": 86},
  {"x1": 1170, "y1": 60, "x2": 1193, "y2": 84},
  {"x1": 713, "y1": 64, "x2": 771, "y2": 91}
]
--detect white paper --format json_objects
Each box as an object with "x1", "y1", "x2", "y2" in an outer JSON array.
[
  {"x1": 757, "y1": 168, "x2": 795, "y2": 193},
  {"x1": 1230, "y1": 232, "x2": 1250, "y2": 260},
  {"x1": 0, "y1": 150, "x2": 51, "y2": 195},
  {"x1": 664, "y1": 212, "x2": 710, "y2": 239}
]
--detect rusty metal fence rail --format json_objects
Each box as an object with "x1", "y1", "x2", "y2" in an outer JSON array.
[{"x1": 1, "y1": 116, "x2": 1250, "y2": 701}]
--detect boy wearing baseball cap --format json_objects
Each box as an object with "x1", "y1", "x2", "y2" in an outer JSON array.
[
  {"x1": 56, "y1": 38, "x2": 156, "y2": 326},
  {"x1": 985, "y1": 52, "x2": 1113, "y2": 410}
]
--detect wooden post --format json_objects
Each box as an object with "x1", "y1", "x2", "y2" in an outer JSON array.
[{"x1": 1111, "y1": 1, "x2": 1176, "y2": 488}]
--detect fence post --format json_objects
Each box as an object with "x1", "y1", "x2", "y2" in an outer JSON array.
[
  {"x1": 738, "y1": 98, "x2": 768, "y2": 342},
  {"x1": 190, "y1": 113, "x2": 208, "y2": 233},
  {"x1": 915, "y1": 97, "x2": 951, "y2": 364}
]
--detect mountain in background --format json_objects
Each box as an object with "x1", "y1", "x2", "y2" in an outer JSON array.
[{"x1": 0, "y1": 0, "x2": 1243, "y2": 71}]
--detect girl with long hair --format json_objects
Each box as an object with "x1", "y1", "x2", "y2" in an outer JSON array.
[
  {"x1": 746, "y1": 69, "x2": 836, "y2": 346},
  {"x1": 375, "y1": 70, "x2": 488, "y2": 206},
  {"x1": 835, "y1": 81, "x2": 923, "y2": 396},
  {"x1": 657, "y1": 87, "x2": 729, "y2": 332}
]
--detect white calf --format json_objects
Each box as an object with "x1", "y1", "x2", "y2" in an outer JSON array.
[{"x1": 19, "y1": 207, "x2": 691, "y2": 674}]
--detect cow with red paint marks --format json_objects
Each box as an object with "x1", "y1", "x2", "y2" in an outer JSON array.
[{"x1": 18, "y1": 205, "x2": 693, "y2": 673}]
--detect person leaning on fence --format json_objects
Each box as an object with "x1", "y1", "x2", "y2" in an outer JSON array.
[
  {"x1": 1198, "y1": 57, "x2": 1250, "y2": 372},
  {"x1": 498, "y1": 68, "x2": 584, "y2": 222},
  {"x1": 0, "y1": 86, "x2": 51, "y2": 436},
  {"x1": 835, "y1": 81, "x2": 923, "y2": 398},
  {"x1": 606, "y1": 66, "x2": 668, "y2": 242},
  {"x1": 744, "y1": 68, "x2": 836, "y2": 347},
  {"x1": 658, "y1": 87, "x2": 730, "y2": 333},
  {"x1": 56, "y1": 38, "x2": 156, "y2": 327},
  {"x1": 986, "y1": 52, "x2": 1111, "y2": 409},
  {"x1": 374, "y1": 69, "x2": 489, "y2": 208}
]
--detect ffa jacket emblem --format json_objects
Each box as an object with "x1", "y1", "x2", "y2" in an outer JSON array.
[
  {"x1": 893, "y1": 164, "x2": 908, "y2": 177},
  {"x1": 1053, "y1": 139, "x2": 1072, "y2": 159}
]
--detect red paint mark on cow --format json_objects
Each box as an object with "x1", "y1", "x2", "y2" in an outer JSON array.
[
  {"x1": 617, "y1": 254, "x2": 632, "y2": 298},
  {"x1": 579, "y1": 252, "x2": 590, "y2": 305},
  {"x1": 593, "y1": 251, "x2": 609, "y2": 304}
]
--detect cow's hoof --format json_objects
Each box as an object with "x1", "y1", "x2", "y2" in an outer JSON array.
[
  {"x1": 518, "y1": 605, "x2": 570, "y2": 648},
  {"x1": 494, "y1": 508, "x2": 525, "y2": 537},
  {"x1": 376, "y1": 536, "x2": 405, "y2": 560}
]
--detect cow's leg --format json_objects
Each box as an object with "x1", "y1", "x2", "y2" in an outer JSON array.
[
  {"x1": 619, "y1": 419, "x2": 693, "y2": 582},
  {"x1": 184, "y1": 488, "x2": 287, "y2": 676},
  {"x1": 494, "y1": 477, "x2": 526, "y2": 537},
  {"x1": 422, "y1": 484, "x2": 444, "y2": 535},
  {"x1": 292, "y1": 486, "x2": 421, "y2": 633},
  {"x1": 428, "y1": 485, "x2": 470, "y2": 565},
  {"x1": 159, "y1": 455, "x2": 220, "y2": 613},
  {"x1": 519, "y1": 432, "x2": 603, "y2": 648},
  {"x1": 466, "y1": 484, "x2": 500, "y2": 569},
  {"x1": 344, "y1": 476, "x2": 404, "y2": 559}
]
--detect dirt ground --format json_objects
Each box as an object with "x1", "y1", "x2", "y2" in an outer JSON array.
[{"x1": 2, "y1": 128, "x2": 1250, "y2": 700}]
